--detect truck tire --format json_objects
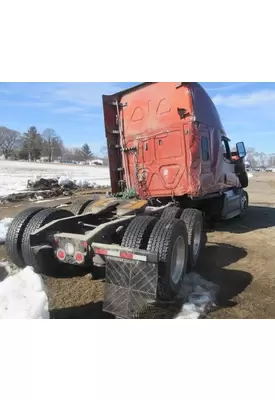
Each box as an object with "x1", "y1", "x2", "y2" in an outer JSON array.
[
  {"x1": 180, "y1": 209, "x2": 204, "y2": 271},
  {"x1": 240, "y1": 190, "x2": 249, "y2": 215},
  {"x1": 121, "y1": 216, "x2": 157, "y2": 249},
  {"x1": 68, "y1": 199, "x2": 95, "y2": 215},
  {"x1": 91, "y1": 265, "x2": 106, "y2": 280},
  {"x1": 160, "y1": 206, "x2": 181, "y2": 219},
  {"x1": 5, "y1": 207, "x2": 46, "y2": 268},
  {"x1": 81, "y1": 195, "x2": 103, "y2": 214},
  {"x1": 21, "y1": 208, "x2": 74, "y2": 273},
  {"x1": 147, "y1": 218, "x2": 188, "y2": 301}
]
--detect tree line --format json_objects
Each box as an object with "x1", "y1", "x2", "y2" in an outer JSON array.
[
  {"x1": 0, "y1": 125, "x2": 108, "y2": 163},
  {"x1": 1, "y1": 125, "x2": 273, "y2": 168},
  {"x1": 246, "y1": 147, "x2": 275, "y2": 168}
]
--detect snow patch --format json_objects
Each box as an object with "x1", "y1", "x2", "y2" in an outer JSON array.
[
  {"x1": 248, "y1": 172, "x2": 253, "y2": 178},
  {"x1": 0, "y1": 160, "x2": 111, "y2": 197},
  {"x1": 175, "y1": 272, "x2": 219, "y2": 319},
  {"x1": 0, "y1": 218, "x2": 13, "y2": 244},
  {"x1": 58, "y1": 176, "x2": 71, "y2": 186},
  {"x1": 0, "y1": 259, "x2": 218, "y2": 319},
  {"x1": 0, "y1": 266, "x2": 49, "y2": 319},
  {"x1": 74, "y1": 179, "x2": 89, "y2": 188}
]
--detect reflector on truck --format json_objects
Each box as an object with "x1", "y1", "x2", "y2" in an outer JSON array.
[{"x1": 94, "y1": 247, "x2": 147, "y2": 262}]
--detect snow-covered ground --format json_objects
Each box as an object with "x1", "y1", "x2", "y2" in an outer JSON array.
[
  {"x1": 0, "y1": 260, "x2": 217, "y2": 319},
  {"x1": 0, "y1": 218, "x2": 13, "y2": 244},
  {"x1": 0, "y1": 216, "x2": 49, "y2": 318},
  {"x1": 0, "y1": 265, "x2": 49, "y2": 319},
  {"x1": 0, "y1": 160, "x2": 110, "y2": 197},
  {"x1": 175, "y1": 273, "x2": 218, "y2": 319}
]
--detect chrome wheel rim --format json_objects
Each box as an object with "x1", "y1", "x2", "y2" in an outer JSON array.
[
  {"x1": 171, "y1": 236, "x2": 186, "y2": 284},
  {"x1": 193, "y1": 220, "x2": 202, "y2": 257},
  {"x1": 241, "y1": 194, "x2": 248, "y2": 210}
]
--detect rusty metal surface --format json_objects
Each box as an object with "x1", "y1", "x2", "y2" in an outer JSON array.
[
  {"x1": 116, "y1": 199, "x2": 148, "y2": 216},
  {"x1": 103, "y1": 82, "x2": 243, "y2": 200},
  {"x1": 82, "y1": 198, "x2": 120, "y2": 214}
]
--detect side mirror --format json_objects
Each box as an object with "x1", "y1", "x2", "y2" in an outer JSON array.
[{"x1": 236, "y1": 142, "x2": 246, "y2": 159}]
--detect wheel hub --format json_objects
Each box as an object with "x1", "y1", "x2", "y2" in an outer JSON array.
[
  {"x1": 192, "y1": 220, "x2": 202, "y2": 257},
  {"x1": 241, "y1": 193, "x2": 248, "y2": 210},
  {"x1": 171, "y1": 236, "x2": 186, "y2": 284}
]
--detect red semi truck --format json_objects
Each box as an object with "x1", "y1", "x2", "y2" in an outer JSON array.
[{"x1": 5, "y1": 82, "x2": 249, "y2": 318}]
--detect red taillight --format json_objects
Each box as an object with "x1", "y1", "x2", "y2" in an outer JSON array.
[
  {"x1": 81, "y1": 241, "x2": 88, "y2": 248},
  {"x1": 57, "y1": 249, "x2": 66, "y2": 260},
  {"x1": 119, "y1": 252, "x2": 133, "y2": 259},
  {"x1": 75, "y1": 251, "x2": 84, "y2": 264},
  {"x1": 95, "y1": 248, "x2": 108, "y2": 256}
]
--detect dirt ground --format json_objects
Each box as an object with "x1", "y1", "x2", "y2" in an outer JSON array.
[{"x1": 1, "y1": 173, "x2": 275, "y2": 319}]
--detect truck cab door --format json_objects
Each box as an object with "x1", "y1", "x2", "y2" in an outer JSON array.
[
  {"x1": 200, "y1": 127, "x2": 214, "y2": 191},
  {"x1": 221, "y1": 136, "x2": 240, "y2": 187}
]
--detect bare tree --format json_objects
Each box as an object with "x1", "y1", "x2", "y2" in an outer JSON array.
[
  {"x1": 268, "y1": 153, "x2": 275, "y2": 167},
  {"x1": 0, "y1": 126, "x2": 21, "y2": 159},
  {"x1": 258, "y1": 152, "x2": 268, "y2": 167},
  {"x1": 62, "y1": 147, "x2": 74, "y2": 162},
  {"x1": 62, "y1": 147, "x2": 86, "y2": 162},
  {"x1": 246, "y1": 147, "x2": 258, "y2": 168},
  {"x1": 73, "y1": 148, "x2": 86, "y2": 162},
  {"x1": 100, "y1": 145, "x2": 107, "y2": 157},
  {"x1": 42, "y1": 128, "x2": 63, "y2": 162}
]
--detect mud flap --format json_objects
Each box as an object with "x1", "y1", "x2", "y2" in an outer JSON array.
[{"x1": 103, "y1": 257, "x2": 158, "y2": 319}]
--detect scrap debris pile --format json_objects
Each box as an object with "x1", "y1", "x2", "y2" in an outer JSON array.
[{"x1": 0, "y1": 176, "x2": 110, "y2": 204}]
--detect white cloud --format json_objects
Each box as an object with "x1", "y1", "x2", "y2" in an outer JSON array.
[
  {"x1": 52, "y1": 106, "x2": 86, "y2": 114},
  {"x1": 49, "y1": 82, "x2": 124, "y2": 107},
  {"x1": 0, "y1": 83, "x2": 125, "y2": 119},
  {"x1": 212, "y1": 90, "x2": 275, "y2": 107},
  {"x1": 0, "y1": 99, "x2": 53, "y2": 108},
  {"x1": 205, "y1": 82, "x2": 249, "y2": 91}
]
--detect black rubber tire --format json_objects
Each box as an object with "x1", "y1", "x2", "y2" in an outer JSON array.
[
  {"x1": 160, "y1": 206, "x2": 181, "y2": 219},
  {"x1": 5, "y1": 207, "x2": 46, "y2": 268},
  {"x1": 147, "y1": 218, "x2": 188, "y2": 301},
  {"x1": 238, "y1": 171, "x2": 249, "y2": 188},
  {"x1": 68, "y1": 199, "x2": 95, "y2": 215},
  {"x1": 91, "y1": 265, "x2": 106, "y2": 280},
  {"x1": 240, "y1": 190, "x2": 249, "y2": 215},
  {"x1": 21, "y1": 208, "x2": 74, "y2": 272},
  {"x1": 81, "y1": 194, "x2": 103, "y2": 213},
  {"x1": 121, "y1": 216, "x2": 157, "y2": 249},
  {"x1": 180, "y1": 208, "x2": 204, "y2": 271}
]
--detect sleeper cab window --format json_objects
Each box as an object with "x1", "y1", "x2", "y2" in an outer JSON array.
[
  {"x1": 221, "y1": 137, "x2": 231, "y2": 160},
  {"x1": 201, "y1": 136, "x2": 210, "y2": 161}
]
